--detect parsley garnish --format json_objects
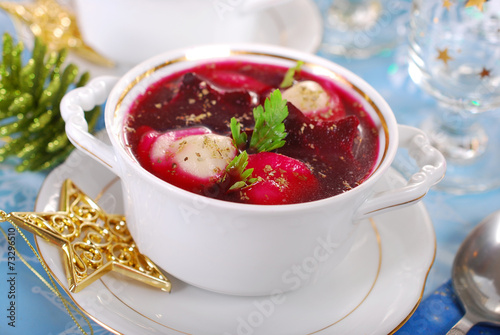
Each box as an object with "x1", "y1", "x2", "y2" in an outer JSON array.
[
  {"x1": 226, "y1": 151, "x2": 258, "y2": 191},
  {"x1": 250, "y1": 89, "x2": 288, "y2": 152},
  {"x1": 230, "y1": 117, "x2": 247, "y2": 151},
  {"x1": 279, "y1": 60, "x2": 304, "y2": 88},
  {"x1": 230, "y1": 89, "x2": 288, "y2": 154},
  {"x1": 227, "y1": 89, "x2": 288, "y2": 191}
]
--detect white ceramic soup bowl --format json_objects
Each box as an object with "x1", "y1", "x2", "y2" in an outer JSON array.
[{"x1": 61, "y1": 44, "x2": 445, "y2": 296}]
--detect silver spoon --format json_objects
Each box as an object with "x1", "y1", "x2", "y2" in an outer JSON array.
[{"x1": 447, "y1": 211, "x2": 500, "y2": 334}]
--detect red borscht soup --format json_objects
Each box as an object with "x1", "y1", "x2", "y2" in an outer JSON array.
[{"x1": 124, "y1": 61, "x2": 379, "y2": 205}]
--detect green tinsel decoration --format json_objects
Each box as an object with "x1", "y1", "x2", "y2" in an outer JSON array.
[{"x1": 0, "y1": 32, "x2": 101, "y2": 172}]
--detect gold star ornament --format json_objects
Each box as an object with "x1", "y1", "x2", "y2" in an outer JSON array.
[
  {"x1": 0, "y1": 179, "x2": 171, "y2": 293},
  {"x1": 0, "y1": 0, "x2": 113, "y2": 66},
  {"x1": 443, "y1": 0, "x2": 453, "y2": 10},
  {"x1": 436, "y1": 47, "x2": 453, "y2": 65},
  {"x1": 465, "y1": 0, "x2": 486, "y2": 11},
  {"x1": 479, "y1": 67, "x2": 492, "y2": 78}
]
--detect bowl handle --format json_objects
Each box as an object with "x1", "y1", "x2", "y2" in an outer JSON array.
[
  {"x1": 353, "y1": 125, "x2": 446, "y2": 221},
  {"x1": 60, "y1": 76, "x2": 120, "y2": 175}
]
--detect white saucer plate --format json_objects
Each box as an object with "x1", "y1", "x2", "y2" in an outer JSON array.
[{"x1": 35, "y1": 132, "x2": 436, "y2": 335}]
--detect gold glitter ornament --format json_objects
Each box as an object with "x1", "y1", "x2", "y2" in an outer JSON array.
[
  {"x1": 0, "y1": 0, "x2": 113, "y2": 66},
  {"x1": 0, "y1": 179, "x2": 171, "y2": 293}
]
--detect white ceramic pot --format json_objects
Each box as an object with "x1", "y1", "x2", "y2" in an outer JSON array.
[
  {"x1": 61, "y1": 44, "x2": 446, "y2": 296},
  {"x1": 73, "y1": 0, "x2": 290, "y2": 65}
]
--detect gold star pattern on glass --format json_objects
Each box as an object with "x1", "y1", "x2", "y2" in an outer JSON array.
[
  {"x1": 1, "y1": 179, "x2": 171, "y2": 293},
  {"x1": 465, "y1": 0, "x2": 486, "y2": 11},
  {"x1": 443, "y1": 0, "x2": 453, "y2": 10},
  {"x1": 0, "y1": 0, "x2": 113, "y2": 66},
  {"x1": 479, "y1": 67, "x2": 492, "y2": 78},
  {"x1": 436, "y1": 47, "x2": 453, "y2": 65}
]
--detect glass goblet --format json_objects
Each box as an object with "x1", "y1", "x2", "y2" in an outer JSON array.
[{"x1": 408, "y1": 0, "x2": 500, "y2": 193}]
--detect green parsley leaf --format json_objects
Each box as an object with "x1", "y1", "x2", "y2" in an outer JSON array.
[
  {"x1": 226, "y1": 151, "x2": 257, "y2": 191},
  {"x1": 249, "y1": 89, "x2": 288, "y2": 153},
  {"x1": 230, "y1": 117, "x2": 247, "y2": 150},
  {"x1": 279, "y1": 60, "x2": 304, "y2": 88}
]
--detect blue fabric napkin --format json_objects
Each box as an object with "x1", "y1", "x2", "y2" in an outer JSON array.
[{"x1": 396, "y1": 279, "x2": 500, "y2": 334}]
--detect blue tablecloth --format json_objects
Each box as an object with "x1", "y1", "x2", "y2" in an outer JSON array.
[
  {"x1": 0, "y1": 1, "x2": 500, "y2": 334},
  {"x1": 397, "y1": 280, "x2": 500, "y2": 335}
]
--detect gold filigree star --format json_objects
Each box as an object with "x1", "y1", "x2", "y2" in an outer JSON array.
[
  {"x1": 1, "y1": 179, "x2": 171, "y2": 293},
  {"x1": 443, "y1": 0, "x2": 453, "y2": 10},
  {"x1": 0, "y1": 0, "x2": 113, "y2": 66},
  {"x1": 465, "y1": 0, "x2": 486, "y2": 11},
  {"x1": 436, "y1": 47, "x2": 453, "y2": 65},
  {"x1": 479, "y1": 67, "x2": 492, "y2": 78}
]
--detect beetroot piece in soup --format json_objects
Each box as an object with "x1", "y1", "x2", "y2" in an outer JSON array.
[{"x1": 124, "y1": 61, "x2": 379, "y2": 204}]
